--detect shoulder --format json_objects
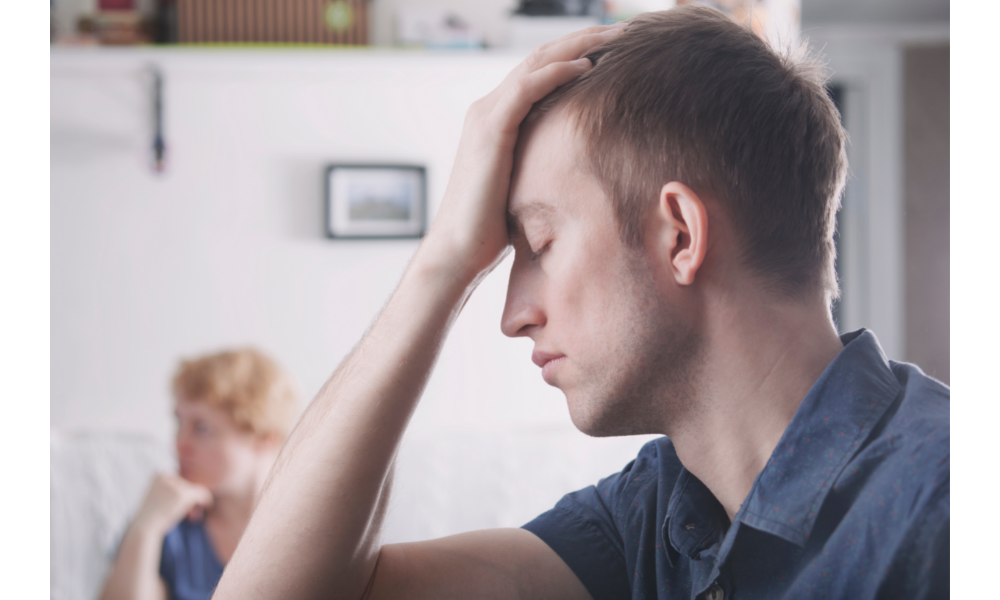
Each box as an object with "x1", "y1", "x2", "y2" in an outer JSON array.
[
  {"x1": 161, "y1": 519, "x2": 207, "y2": 564},
  {"x1": 836, "y1": 361, "x2": 949, "y2": 504},
  {"x1": 825, "y1": 362, "x2": 949, "y2": 595},
  {"x1": 889, "y1": 360, "x2": 949, "y2": 427},
  {"x1": 522, "y1": 437, "x2": 685, "y2": 599},
  {"x1": 869, "y1": 366, "x2": 951, "y2": 599},
  {"x1": 879, "y1": 361, "x2": 950, "y2": 485},
  {"x1": 163, "y1": 518, "x2": 202, "y2": 544}
]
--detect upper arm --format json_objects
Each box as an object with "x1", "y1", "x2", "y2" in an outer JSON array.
[{"x1": 364, "y1": 528, "x2": 593, "y2": 600}]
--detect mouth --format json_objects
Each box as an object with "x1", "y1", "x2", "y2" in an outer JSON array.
[{"x1": 532, "y1": 350, "x2": 566, "y2": 384}]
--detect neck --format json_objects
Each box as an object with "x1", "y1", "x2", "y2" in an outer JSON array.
[
  {"x1": 666, "y1": 288, "x2": 843, "y2": 522},
  {"x1": 207, "y1": 455, "x2": 275, "y2": 528}
]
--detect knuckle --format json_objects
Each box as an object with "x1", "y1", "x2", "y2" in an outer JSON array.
[
  {"x1": 465, "y1": 106, "x2": 484, "y2": 129},
  {"x1": 523, "y1": 48, "x2": 545, "y2": 71},
  {"x1": 507, "y1": 80, "x2": 529, "y2": 105}
]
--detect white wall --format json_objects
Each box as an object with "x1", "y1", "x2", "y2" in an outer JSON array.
[
  {"x1": 50, "y1": 47, "x2": 659, "y2": 542},
  {"x1": 806, "y1": 23, "x2": 949, "y2": 359},
  {"x1": 370, "y1": 0, "x2": 520, "y2": 47}
]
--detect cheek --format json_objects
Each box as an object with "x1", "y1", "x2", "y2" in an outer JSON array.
[
  {"x1": 219, "y1": 440, "x2": 261, "y2": 477},
  {"x1": 195, "y1": 442, "x2": 230, "y2": 478},
  {"x1": 546, "y1": 234, "x2": 629, "y2": 345}
]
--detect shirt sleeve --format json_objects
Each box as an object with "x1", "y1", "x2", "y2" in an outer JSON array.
[{"x1": 522, "y1": 462, "x2": 638, "y2": 600}]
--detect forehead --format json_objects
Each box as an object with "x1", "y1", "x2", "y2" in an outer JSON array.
[
  {"x1": 174, "y1": 397, "x2": 230, "y2": 421},
  {"x1": 508, "y1": 110, "x2": 597, "y2": 225}
]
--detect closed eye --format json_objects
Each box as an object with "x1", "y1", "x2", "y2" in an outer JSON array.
[{"x1": 531, "y1": 242, "x2": 551, "y2": 261}]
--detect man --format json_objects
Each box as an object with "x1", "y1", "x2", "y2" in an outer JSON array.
[{"x1": 215, "y1": 6, "x2": 949, "y2": 600}]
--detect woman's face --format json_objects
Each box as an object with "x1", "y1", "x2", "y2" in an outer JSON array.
[{"x1": 174, "y1": 397, "x2": 263, "y2": 495}]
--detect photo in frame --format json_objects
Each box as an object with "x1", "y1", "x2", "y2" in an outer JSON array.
[{"x1": 325, "y1": 165, "x2": 426, "y2": 239}]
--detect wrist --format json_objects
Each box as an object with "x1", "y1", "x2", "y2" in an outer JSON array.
[
  {"x1": 131, "y1": 511, "x2": 173, "y2": 538},
  {"x1": 412, "y1": 230, "x2": 487, "y2": 293}
]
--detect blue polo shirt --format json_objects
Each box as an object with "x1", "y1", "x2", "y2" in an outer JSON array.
[
  {"x1": 159, "y1": 519, "x2": 224, "y2": 600},
  {"x1": 523, "y1": 329, "x2": 949, "y2": 599}
]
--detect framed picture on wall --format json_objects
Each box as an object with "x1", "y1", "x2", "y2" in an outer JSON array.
[{"x1": 325, "y1": 165, "x2": 426, "y2": 239}]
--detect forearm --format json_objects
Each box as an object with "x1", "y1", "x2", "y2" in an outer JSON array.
[
  {"x1": 98, "y1": 518, "x2": 167, "y2": 600},
  {"x1": 214, "y1": 24, "x2": 608, "y2": 598},
  {"x1": 214, "y1": 239, "x2": 478, "y2": 600}
]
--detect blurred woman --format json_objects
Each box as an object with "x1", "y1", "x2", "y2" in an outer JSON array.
[{"x1": 99, "y1": 348, "x2": 299, "y2": 600}]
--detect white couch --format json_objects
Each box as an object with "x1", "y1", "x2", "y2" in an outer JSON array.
[
  {"x1": 51, "y1": 431, "x2": 175, "y2": 600},
  {"x1": 51, "y1": 428, "x2": 656, "y2": 600}
]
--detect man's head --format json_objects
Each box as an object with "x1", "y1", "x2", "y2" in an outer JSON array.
[
  {"x1": 503, "y1": 6, "x2": 847, "y2": 436},
  {"x1": 525, "y1": 5, "x2": 847, "y2": 299}
]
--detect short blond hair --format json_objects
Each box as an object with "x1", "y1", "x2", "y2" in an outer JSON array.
[{"x1": 172, "y1": 348, "x2": 299, "y2": 439}]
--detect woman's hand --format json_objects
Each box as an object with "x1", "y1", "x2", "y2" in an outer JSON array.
[
  {"x1": 422, "y1": 24, "x2": 624, "y2": 283},
  {"x1": 98, "y1": 474, "x2": 209, "y2": 600},
  {"x1": 133, "y1": 474, "x2": 214, "y2": 536}
]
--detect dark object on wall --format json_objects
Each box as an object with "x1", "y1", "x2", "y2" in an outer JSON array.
[
  {"x1": 325, "y1": 165, "x2": 426, "y2": 239},
  {"x1": 154, "y1": 0, "x2": 178, "y2": 43},
  {"x1": 514, "y1": 0, "x2": 602, "y2": 17},
  {"x1": 177, "y1": 0, "x2": 370, "y2": 44},
  {"x1": 150, "y1": 65, "x2": 166, "y2": 173}
]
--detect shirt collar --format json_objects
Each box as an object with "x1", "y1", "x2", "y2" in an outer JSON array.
[
  {"x1": 663, "y1": 468, "x2": 729, "y2": 565},
  {"x1": 660, "y1": 329, "x2": 901, "y2": 562},
  {"x1": 737, "y1": 328, "x2": 900, "y2": 547}
]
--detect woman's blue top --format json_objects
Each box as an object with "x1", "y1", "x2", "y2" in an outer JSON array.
[{"x1": 159, "y1": 519, "x2": 224, "y2": 600}]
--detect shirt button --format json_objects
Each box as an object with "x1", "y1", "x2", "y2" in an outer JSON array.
[{"x1": 704, "y1": 583, "x2": 724, "y2": 600}]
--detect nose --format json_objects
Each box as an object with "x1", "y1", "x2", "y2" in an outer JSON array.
[
  {"x1": 176, "y1": 428, "x2": 193, "y2": 457},
  {"x1": 501, "y1": 253, "x2": 546, "y2": 338}
]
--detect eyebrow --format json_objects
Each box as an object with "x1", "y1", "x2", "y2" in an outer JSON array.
[{"x1": 506, "y1": 201, "x2": 555, "y2": 238}]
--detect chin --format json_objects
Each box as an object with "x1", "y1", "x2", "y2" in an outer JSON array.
[
  {"x1": 180, "y1": 470, "x2": 213, "y2": 488},
  {"x1": 565, "y1": 390, "x2": 666, "y2": 438},
  {"x1": 567, "y1": 396, "x2": 628, "y2": 438}
]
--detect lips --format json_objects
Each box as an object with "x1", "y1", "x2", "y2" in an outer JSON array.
[
  {"x1": 532, "y1": 350, "x2": 565, "y2": 368},
  {"x1": 532, "y1": 350, "x2": 567, "y2": 384}
]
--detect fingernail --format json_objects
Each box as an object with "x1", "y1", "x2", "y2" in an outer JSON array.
[
  {"x1": 572, "y1": 57, "x2": 592, "y2": 68},
  {"x1": 600, "y1": 27, "x2": 623, "y2": 37}
]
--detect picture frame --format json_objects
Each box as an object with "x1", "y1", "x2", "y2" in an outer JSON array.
[{"x1": 325, "y1": 164, "x2": 427, "y2": 239}]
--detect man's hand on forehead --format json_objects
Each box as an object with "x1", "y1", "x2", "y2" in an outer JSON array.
[
  {"x1": 426, "y1": 22, "x2": 624, "y2": 284},
  {"x1": 213, "y1": 23, "x2": 625, "y2": 600}
]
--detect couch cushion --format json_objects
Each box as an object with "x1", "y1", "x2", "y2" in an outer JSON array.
[{"x1": 50, "y1": 430, "x2": 174, "y2": 600}]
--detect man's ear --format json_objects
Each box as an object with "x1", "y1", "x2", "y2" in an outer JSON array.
[{"x1": 650, "y1": 182, "x2": 708, "y2": 286}]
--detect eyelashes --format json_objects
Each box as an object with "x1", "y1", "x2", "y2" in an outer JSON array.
[{"x1": 531, "y1": 242, "x2": 552, "y2": 261}]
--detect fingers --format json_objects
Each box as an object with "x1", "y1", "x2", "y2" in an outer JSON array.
[
  {"x1": 491, "y1": 58, "x2": 593, "y2": 132},
  {"x1": 533, "y1": 21, "x2": 626, "y2": 56},
  {"x1": 505, "y1": 25, "x2": 625, "y2": 83},
  {"x1": 191, "y1": 484, "x2": 214, "y2": 509},
  {"x1": 181, "y1": 482, "x2": 213, "y2": 522}
]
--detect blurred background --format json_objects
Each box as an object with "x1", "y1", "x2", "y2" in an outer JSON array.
[{"x1": 49, "y1": 1, "x2": 949, "y2": 598}]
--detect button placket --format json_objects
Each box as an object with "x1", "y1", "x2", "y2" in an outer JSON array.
[{"x1": 703, "y1": 582, "x2": 724, "y2": 600}]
